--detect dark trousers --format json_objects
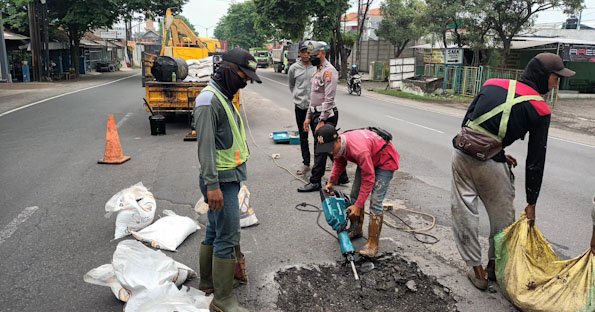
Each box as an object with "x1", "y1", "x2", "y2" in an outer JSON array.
[
  {"x1": 295, "y1": 107, "x2": 310, "y2": 166},
  {"x1": 309, "y1": 108, "x2": 348, "y2": 184}
]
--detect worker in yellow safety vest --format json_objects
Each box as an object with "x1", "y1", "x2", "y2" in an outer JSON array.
[{"x1": 194, "y1": 48, "x2": 261, "y2": 312}]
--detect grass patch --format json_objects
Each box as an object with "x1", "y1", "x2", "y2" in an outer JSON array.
[{"x1": 375, "y1": 89, "x2": 471, "y2": 103}]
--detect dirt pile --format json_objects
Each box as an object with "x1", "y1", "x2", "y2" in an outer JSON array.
[{"x1": 275, "y1": 252, "x2": 458, "y2": 312}]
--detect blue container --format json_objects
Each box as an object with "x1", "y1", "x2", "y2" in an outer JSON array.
[
  {"x1": 288, "y1": 131, "x2": 300, "y2": 145},
  {"x1": 272, "y1": 131, "x2": 290, "y2": 143}
]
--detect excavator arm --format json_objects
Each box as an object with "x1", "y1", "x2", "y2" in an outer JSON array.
[{"x1": 160, "y1": 8, "x2": 207, "y2": 56}]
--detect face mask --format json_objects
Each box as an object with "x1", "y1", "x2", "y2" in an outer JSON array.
[
  {"x1": 213, "y1": 64, "x2": 247, "y2": 99},
  {"x1": 310, "y1": 56, "x2": 321, "y2": 67}
]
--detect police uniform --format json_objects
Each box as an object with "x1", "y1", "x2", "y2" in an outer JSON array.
[
  {"x1": 298, "y1": 42, "x2": 348, "y2": 191},
  {"x1": 306, "y1": 59, "x2": 338, "y2": 124}
]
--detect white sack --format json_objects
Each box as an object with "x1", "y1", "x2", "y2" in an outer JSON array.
[
  {"x1": 239, "y1": 185, "x2": 258, "y2": 228},
  {"x1": 131, "y1": 210, "x2": 199, "y2": 251},
  {"x1": 194, "y1": 197, "x2": 209, "y2": 215},
  {"x1": 183, "y1": 57, "x2": 214, "y2": 83},
  {"x1": 112, "y1": 240, "x2": 196, "y2": 293},
  {"x1": 105, "y1": 182, "x2": 157, "y2": 239},
  {"x1": 83, "y1": 264, "x2": 131, "y2": 302},
  {"x1": 124, "y1": 283, "x2": 211, "y2": 312}
]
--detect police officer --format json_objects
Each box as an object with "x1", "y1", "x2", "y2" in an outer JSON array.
[{"x1": 298, "y1": 41, "x2": 348, "y2": 192}]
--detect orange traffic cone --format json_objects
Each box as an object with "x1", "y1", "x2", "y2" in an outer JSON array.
[{"x1": 98, "y1": 114, "x2": 131, "y2": 165}]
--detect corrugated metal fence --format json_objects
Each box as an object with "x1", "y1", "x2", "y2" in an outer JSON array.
[
  {"x1": 423, "y1": 64, "x2": 558, "y2": 105},
  {"x1": 423, "y1": 64, "x2": 524, "y2": 97}
]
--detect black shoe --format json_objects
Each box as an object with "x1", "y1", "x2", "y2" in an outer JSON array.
[
  {"x1": 338, "y1": 176, "x2": 350, "y2": 185},
  {"x1": 297, "y1": 182, "x2": 321, "y2": 193}
]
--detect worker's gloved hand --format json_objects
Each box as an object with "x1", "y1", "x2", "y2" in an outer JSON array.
[
  {"x1": 207, "y1": 189, "x2": 224, "y2": 211},
  {"x1": 303, "y1": 119, "x2": 311, "y2": 132},
  {"x1": 591, "y1": 229, "x2": 595, "y2": 255},
  {"x1": 346, "y1": 205, "x2": 361, "y2": 218},
  {"x1": 324, "y1": 182, "x2": 334, "y2": 194},
  {"x1": 524, "y1": 204, "x2": 536, "y2": 227},
  {"x1": 505, "y1": 154, "x2": 518, "y2": 168}
]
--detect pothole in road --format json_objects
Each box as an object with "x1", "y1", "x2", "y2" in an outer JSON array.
[{"x1": 275, "y1": 252, "x2": 458, "y2": 312}]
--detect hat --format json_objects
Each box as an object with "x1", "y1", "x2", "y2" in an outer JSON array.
[
  {"x1": 534, "y1": 53, "x2": 575, "y2": 77},
  {"x1": 298, "y1": 41, "x2": 309, "y2": 51},
  {"x1": 314, "y1": 124, "x2": 339, "y2": 154},
  {"x1": 308, "y1": 41, "x2": 328, "y2": 56},
  {"x1": 222, "y1": 48, "x2": 262, "y2": 83}
]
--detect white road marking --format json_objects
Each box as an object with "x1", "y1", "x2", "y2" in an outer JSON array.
[
  {"x1": 0, "y1": 206, "x2": 39, "y2": 246},
  {"x1": 387, "y1": 115, "x2": 445, "y2": 134},
  {"x1": 0, "y1": 73, "x2": 140, "y2": 118},
  {"x1": 116, "y1": 112, "x2": 133, "y2": 128},
  {"x1": 550, "y1": 136, "x2": 595, "y2": 149},
  {"x1": 261, "y1": 75, "x2": 288, "y2": 87}
]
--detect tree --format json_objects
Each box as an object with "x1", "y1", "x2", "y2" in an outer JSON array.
[
  {"x1": 131, "y1": 0, "x2": 188, "y2": 19},
  {"x1": 214, "y1": 1, "x2": 266, "y2": 49},
  {"x1": 355, "y1": 0, "x2": 374, "y2": 67},
  {"x1": 425, "y1": 0, "x2": 467, "y2": 48},
  {"x1": 486, "y1": 0, "x2": 583, "y2": 66},
  {"x1": 376, "y1": 0, "x2": 427, "y2": 58},
  {"x1": 309, "y1": 0, "x2": 350, "y2": 78},
  {"x1": 0, "y1": 0, "x2": 29, "y2": 33},
  {"x1": 47, "y1": 0, "x2": 121, "y2": 76},
  {"x1": 463, "y1": 0, "x2": 493, "y2": 66},
  {"x1": 253, "y1": 0, "x2": 310, "y2": 41}
]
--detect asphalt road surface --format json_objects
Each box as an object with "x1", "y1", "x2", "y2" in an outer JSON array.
[
  {"x1": 256, "y1": 69, "x2": 595, "y2": 258},
  {"x1": 0, "y1": 69, "x2": 593, "y2": 311}
]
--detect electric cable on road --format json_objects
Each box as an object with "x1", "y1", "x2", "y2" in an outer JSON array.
[{"x1": 240, "y1": 89, "x2": 439, "y2": 245}]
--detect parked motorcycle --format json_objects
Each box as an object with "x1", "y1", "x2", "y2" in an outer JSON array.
[{"x1": 347, "y1": 74, "x2": 362, "y2": 96}]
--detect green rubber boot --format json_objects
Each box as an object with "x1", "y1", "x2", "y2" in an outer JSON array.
[
  {"x1": 210, "y1": 257, "x2": 248, "y2": 312},
  {"x1": 199, "y1": 243, "x2": 214, "y2": 295}
]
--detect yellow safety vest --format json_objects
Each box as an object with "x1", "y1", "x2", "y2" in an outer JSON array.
[
  {"x1": 203, "y1": 85, "x2": 249, "y2": 170},
  {"x1": 466, "y1": 80, "x2": 543, "y2": 141}
]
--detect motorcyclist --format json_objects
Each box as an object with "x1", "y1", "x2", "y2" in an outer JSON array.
[{"x1": 348, "y1": 64, "x2": 359, "y2": 88}]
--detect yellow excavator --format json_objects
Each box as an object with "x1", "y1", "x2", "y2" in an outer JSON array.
[
  {"x1": 143, "y1": 8, "x2": 239, "y2": 140},
  {"x1": 159, "y1": 8, "x2": 222, "y2": 59}
]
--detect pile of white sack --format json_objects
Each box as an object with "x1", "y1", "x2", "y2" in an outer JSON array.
[
  {"x1": 87, "y1": 182, "x2": 208, "y2": 311},
  {"x1": 90, "y1": 182, "x2": 259, "y2": 311},
  {"x1": 84, "y1": 240, "x2": 211, "y2": 312},
  {"x1": 183, "y1": 57, "x2": 214, "y2": 83}
]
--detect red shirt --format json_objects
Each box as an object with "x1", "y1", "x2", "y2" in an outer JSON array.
[{"x1": 329, "y1": 129, "x2": 400, "y2": 208}]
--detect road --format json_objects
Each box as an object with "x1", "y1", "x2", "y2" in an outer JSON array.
[
  {"x1": 257, "y1": 69, "x2": 595, "y2": 257},
  {"x1": 0, "y1": 68, "x2": 593, "y2": 311}
]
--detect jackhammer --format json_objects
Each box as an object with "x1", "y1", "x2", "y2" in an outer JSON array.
[{"x1": 320, "y1": 189, "x2": 360, "y2": 280}]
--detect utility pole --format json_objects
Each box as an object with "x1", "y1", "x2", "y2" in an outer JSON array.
[
  {"x1": 0, "y1": 11, "x2": 11, "y2": 82},
  {"x1": 27, "y1": 1, "x2": 42, "y2": 81},
  {"x1": 577, "y1": 9, "x2": 582, "y2": 30},
  {"x1": 41, "y1": 0, "x2": 49, "y2": 80}
]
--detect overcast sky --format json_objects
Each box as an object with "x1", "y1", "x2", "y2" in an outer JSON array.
[{"x1": 181, "y1": 0, "x2": 595, "y2": 37}]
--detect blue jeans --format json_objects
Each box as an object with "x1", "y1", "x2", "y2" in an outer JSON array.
[
  {"x1": 199, "y1": 178, "x2": 241, "y2": 259},
  {"x1": 350, "y1": 167, "x2": 395, "y2": 215}
]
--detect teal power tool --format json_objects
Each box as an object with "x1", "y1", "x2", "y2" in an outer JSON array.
[{"x1": 320, "y1": 189, "x2": 360, "y2": 280}]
